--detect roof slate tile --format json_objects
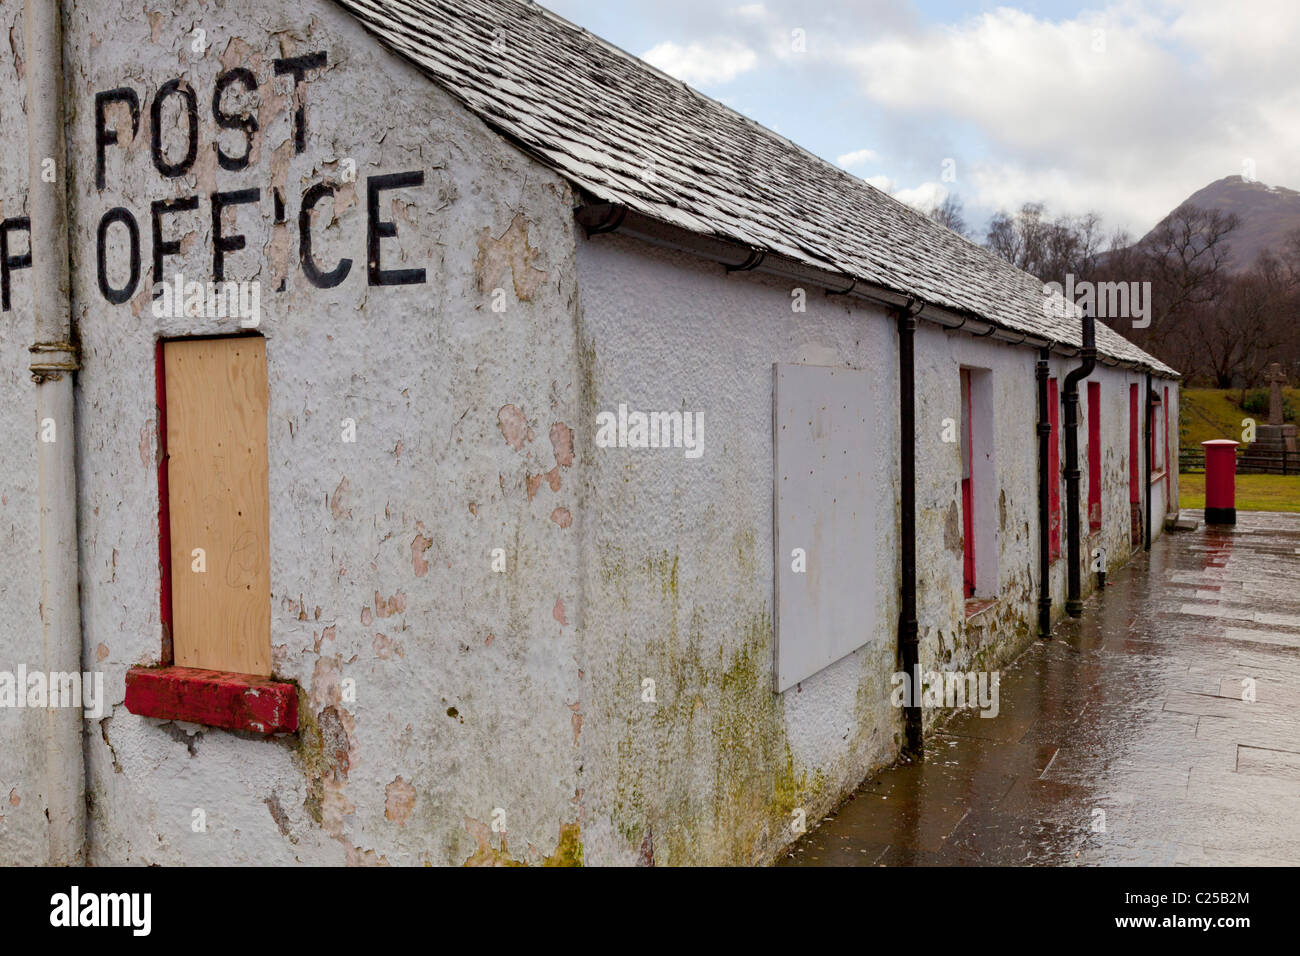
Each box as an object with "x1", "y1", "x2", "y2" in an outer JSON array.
[{"x1": 335, "y1": 0, "x2": 1176, "y2": 375}]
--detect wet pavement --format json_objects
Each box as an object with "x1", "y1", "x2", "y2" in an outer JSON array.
[{"x1": 781, "y1": 510, "x2": 1300, "y2": 866}]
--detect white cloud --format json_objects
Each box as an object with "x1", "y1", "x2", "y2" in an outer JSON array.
[
  {"x1": 823, "y1": 2, "x2": 1300, "y2": 231},
  {"x1": 892, "y1": 181, "x2": 948, "y2": 211},
  {"x1": 642, "y1": 38, "x2": 758, "y2": 84},
  {"x1": 551, "y1": 0, "x2": 1300, "y2": 235},
  {"x1": 836, "y1": 147, "x2": 878, "y2": 169},
  {"x1": 851, "y1": 175, "x2": 948, "y2": 212}
]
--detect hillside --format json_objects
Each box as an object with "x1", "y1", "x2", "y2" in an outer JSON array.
[
  {"x1": 1139, "y1": 175, "x2": 1300, "y2": 271},
  {"x1": 1179, "y1": 387, "x2": 1300, "y2": 450}
]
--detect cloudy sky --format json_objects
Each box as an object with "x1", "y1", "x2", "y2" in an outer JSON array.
[{"x1": 542, "y1": 0, "x2": 1300, "y2": 240}]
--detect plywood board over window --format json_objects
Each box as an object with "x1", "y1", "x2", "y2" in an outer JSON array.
[
  {"x1": 163, "y1": 336, "x2": 272, "y2": 676},
  {"x1": 772, "y1": 363, "x2": 876, "y2": 692}
]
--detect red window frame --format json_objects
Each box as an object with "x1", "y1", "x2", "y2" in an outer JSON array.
[{"x1": 123, "y1": 337, "x2": 297, "y2": 736}]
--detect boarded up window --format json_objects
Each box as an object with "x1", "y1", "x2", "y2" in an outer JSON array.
[
  {"x1": 1149, "y1": 391, "x2": 1165, "y2": 472},
  {"x1": 163, "y1": 336, "x2": 271, "y2": 676},
  {"x1": 772, "y1": 364, "x2": 875, "y2": 692}
]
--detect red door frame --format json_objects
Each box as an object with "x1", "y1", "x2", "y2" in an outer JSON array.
[
  {"x1": 1163, "y1": 386, "x2": 1170, "y2": 502},
  {"x1": 1087, "y1": 381, "x2": 1101, "y2": 531},
  {"x1": 961, "y1": 370, "x2": 975, "y2": 597},
  {"x1": 1048, "y1": 377, "x2": 1060, "y2": 561},
  {"x1": 1129, "y1": 383, "x2": 1140, "y2": 504}
]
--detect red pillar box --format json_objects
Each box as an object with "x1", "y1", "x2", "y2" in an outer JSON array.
[{"x1": 1202, "y1": 439, "x2": 1239, "y2": 525}]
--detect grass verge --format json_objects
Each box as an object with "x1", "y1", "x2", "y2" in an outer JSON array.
[{"x1": 1179, "y1": 472, "x2": 1300, "y2": 513}]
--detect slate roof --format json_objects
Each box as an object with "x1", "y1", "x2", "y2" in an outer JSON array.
[{"x1": 335, "y1": 0, "x2": 1176, "y2": 376}]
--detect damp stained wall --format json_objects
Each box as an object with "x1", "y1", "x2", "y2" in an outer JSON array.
[
  {"x1": 58, "y1": 0, "x2": 585, "y2": 865},
  {"x1": 574, "y1": 231, "x2": 1179, "y2": 864},
  {"x1": 574, "y1": 234, "x2": 904, "y2": 865},
  {"x1": 0, "y1": 0, "x2": 50, "y2": 866},
  {"x1": 912, "y1": 329, "x2": 1176, "y2": 710}
]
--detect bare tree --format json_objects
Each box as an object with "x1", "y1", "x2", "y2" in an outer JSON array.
[
  {"x1": 1130, "y1": 205, "x2": 1240, "y2": 358},
  {"x1": 925, "y1": 194, "x2": 968, "y2": 238},
  {"x1": 984, "y1": 202, "x2": 1107, "y2": 284},
  {"x1": 1188, "y1": 253, "x2": 1290, "y2": 387},
  {"x1": 979, "y1": 200, "x2": 1300, "y2": 387}
]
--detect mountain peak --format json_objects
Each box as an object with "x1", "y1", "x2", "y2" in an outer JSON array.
[{"x1": 1143, "y1": 175, "x2": 1300, "y2": 269}]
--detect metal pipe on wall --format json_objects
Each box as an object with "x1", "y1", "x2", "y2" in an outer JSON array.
[
  {"x1": 25, "y1": 0, "x2": 85, "y2": 865},
  {"x1": 1062, "y1": 305, "x2": 1096, "y2": 617},
  {"x1": 897, "y1": 300, "x2": 923, "y2": 757}
]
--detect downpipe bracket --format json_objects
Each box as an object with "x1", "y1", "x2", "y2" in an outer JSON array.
[{"x1": 29, "y1": 341, "x2": 80, "y2": 383}]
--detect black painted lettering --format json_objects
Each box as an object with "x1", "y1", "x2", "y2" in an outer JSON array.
[
  {"x1": 0, "y1": 216, "x2": 32, "y2": 312},
  {"x1": 212, "y1": 68, "x2": 259, "y2": 172},
  {"x1": 272, "y1": 52, "x2": 327, "y2": 154},
  {"x1": 151, "y1": 79, "x2": 199, "y2": 178},
  {"x1": 95, "y1": 88, "x2": 141, "y2": 191},
  {"x1": 97, "y1": 207, "x2": 141, "y2": 305},
  {"x1": 366, "y1": 170, "x2": 426, "y2": 287},
  {"x1": 150, "y1": 196, "x2": 199, "y2": 291},
  {"x1": 299, "y1": 183, "x2": 352, "y2": 288},
  {"x1": 211, "y1": 188, "x2": 260, "y2": 282}
]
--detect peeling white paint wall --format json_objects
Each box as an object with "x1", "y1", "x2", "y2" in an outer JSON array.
[
  {"x1": 57, "y1": 0, "x2": 585, "y2": 865},
  {"x1": 0, "y1": 0, "x2": 51, "y2": 866},
  {"x1": 574, "y1": 234, "x2": 904, "y2": 865}
]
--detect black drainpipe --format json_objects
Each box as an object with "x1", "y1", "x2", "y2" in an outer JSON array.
[
  {"x1": 1144, "y1": 372, "x2": 1153, "y2": 551},
  {"x1": 1037, "y1": 348, "x2": 1052, "y2": 638},
  {"x1": 897, "y1": 298, "x2": 923, "y2": 758},
  {"x1": 1063, "y1": 304, "x2": 1097, "y2": 617}
]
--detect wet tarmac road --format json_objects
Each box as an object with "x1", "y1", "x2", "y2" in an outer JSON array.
[{"x1": 781, "y1": 510, "x2": 1300, "y2": 866}]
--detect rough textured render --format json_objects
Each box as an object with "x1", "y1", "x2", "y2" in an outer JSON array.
[
  {"x1": 574, "y1": 235, "x2": 904, "y2": 864},
  {"x1": 573, "y1": 233, "x2": 1174, "y2": 865},
  {"x1": 0, "y1": 0, "x2": 49, "y2": 867},
  {"x1": 334, "y1": 0, "x2": 1174, "y2": 374},
  {"x1": 61, "y1": 0, "x2": 585, "y2": 865}
]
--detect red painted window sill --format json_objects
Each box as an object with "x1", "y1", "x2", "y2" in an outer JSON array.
[{"x1": 125, "y1": 665, "x2": 298, "y2": 735}]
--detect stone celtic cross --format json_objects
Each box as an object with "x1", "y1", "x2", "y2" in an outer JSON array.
[{"x1": 1267, "y1": 362, "x2": 1286, "y2": 425}]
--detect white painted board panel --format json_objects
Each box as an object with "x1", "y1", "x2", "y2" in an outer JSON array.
[{"x1": 773, "y1": 363, "x2": 876, "y2": 691}]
